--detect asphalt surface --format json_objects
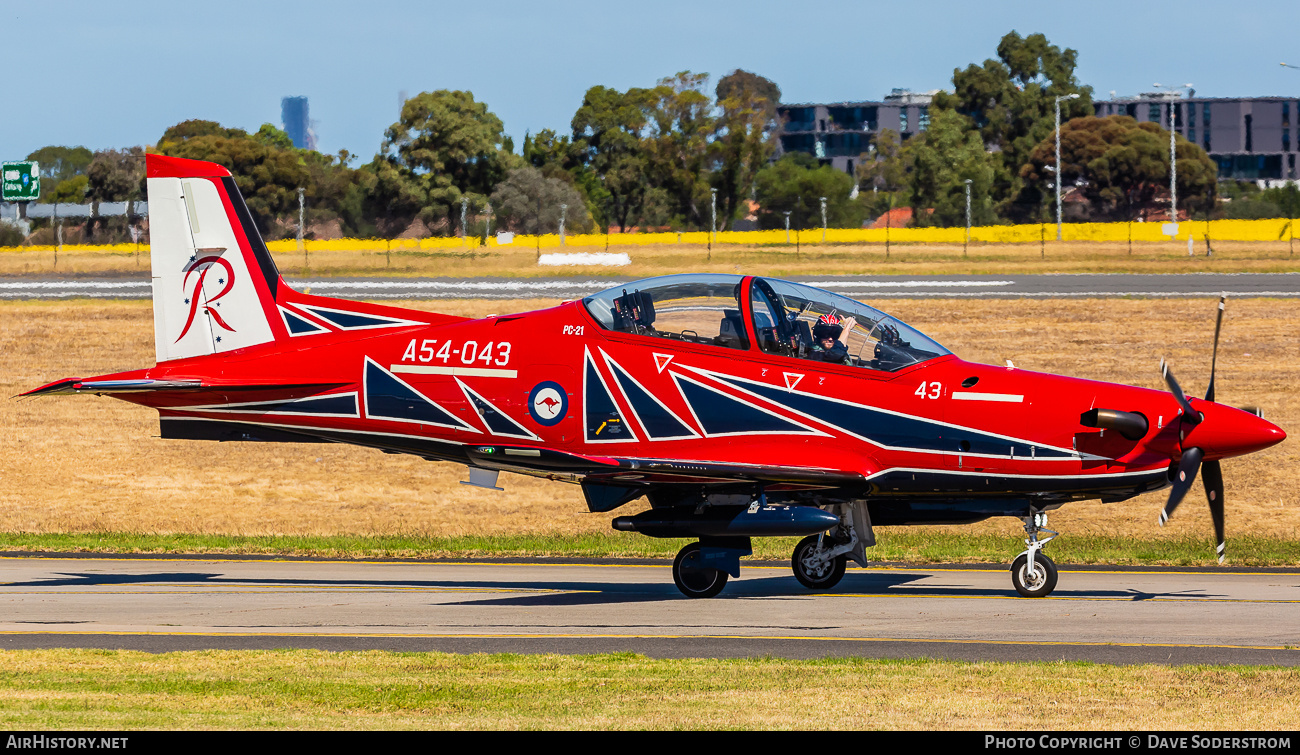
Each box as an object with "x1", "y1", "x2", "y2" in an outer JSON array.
[
  {"x1": 4, "y1": 273, "x2": 1300, "y2": 300},
  {"x1": 3, "y1": 555, "x2": 1299, "y2": 665}
]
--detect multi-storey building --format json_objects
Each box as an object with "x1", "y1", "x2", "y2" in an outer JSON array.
[
  {"x1": 777, "y1": 90, "x2": 1299, "y2": 185},
  {"x1": 774, "y1": 89, "x2": 937, "y2": 178},
  {"x1": 280, "y1": 96, "x2": 317, "y2": 151},
  {"x1": 1094, "y1": 94, "x2": 1298, "y2": 184}
]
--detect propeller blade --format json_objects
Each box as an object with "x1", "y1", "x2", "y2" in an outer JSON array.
[
  {"x1": 1206, "y1": 295, "x2": 1226, "y2": 403},
  {"x1": 1160, "y1": 446, "x2": 1204, "y2": 525},
  {"x1": 1202, "y1": 459, "x2": 1226, "y2": 564},
  {"x1": 1160, "y1": 358, "x2": 1202, "y2": 426}
]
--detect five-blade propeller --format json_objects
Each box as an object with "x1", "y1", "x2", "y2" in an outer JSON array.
[{"x1": 1158, "y1": 295, "x2": 1227, "y2": 563}]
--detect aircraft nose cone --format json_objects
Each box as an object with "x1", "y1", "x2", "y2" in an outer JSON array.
[{"x1": 1188, "y1": 405, "x2": 1286, "y2": 460}]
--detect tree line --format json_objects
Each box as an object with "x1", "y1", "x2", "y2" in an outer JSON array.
[{"x1": 13, "y1": 31, "x2": 1300, "y2": 246}]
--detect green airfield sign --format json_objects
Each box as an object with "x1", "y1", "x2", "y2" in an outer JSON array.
[{"x1": 2, "y1": 161, "x2": 39, "y2": 201}]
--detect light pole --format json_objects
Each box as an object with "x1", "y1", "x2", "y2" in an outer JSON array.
[
  {"x1": 710, "y1": 188, "x2": 718, "y2": 247},
  {"x1": 1285, "y1": 64, "x2": 1299, "y2": 190},
  {"x1": 819, "y1": 197, "x2": 827, "y2": 242},
  {"x1": 1054, "y1": 93, "x2": 1080, "y2": 240},
  {"x1": 783, "y1": 211, "x2": 791, "y2": 243},
  {"x1": 296, "y1": 187, "x2": 305, "y2": 264},
  {"x1": 1286, "y1": 64, "x2": 1299, "y2": 254},
  {"x1": 963, "y1": 179, "x2": 972, "y2": 257},
  {"x1": 1154, "y1": 83, "x2": 1193, "y2": 228}
]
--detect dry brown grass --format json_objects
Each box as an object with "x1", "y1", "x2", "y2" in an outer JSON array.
[
  {"x1": 1, "y1": 297, "x2": 1296, "y2": 543},
  {"x1": 3, "y1": 238, "x2": 1300, "y2": 278}
]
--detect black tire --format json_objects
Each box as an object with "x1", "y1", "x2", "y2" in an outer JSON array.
[
  {"x1": 1010, "y1": 552, "x2": 1058, "y2": 598},
  {"x1": 792, "y1": 534, "x2": 848, "y2": 590},
  {"x1": 672, "y1": 542, "x2": 729, "y2": 599}
]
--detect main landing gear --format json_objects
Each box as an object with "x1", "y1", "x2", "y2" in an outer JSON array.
[
  {"x1": 791, "y1": 534, "x2": 848, "y2": 590},
  {"x1": 791, "y1": 504, "x2": 867, "y2": 592},
  {"x1": 666, "y1": 504, "x2": 869, "y2": 599},
  {"x1": 672, "y1": 542, "x2": 729, "y2": 598},
  {"x1": 1011, "y1": 511, "x2": 1059, "y2": 597},
  {"x1": 670, "y1": 534, "x2": 852, "y2": 598},
  {"x1": 671, "y1": 538, "x2": 750, "y2": 599}
]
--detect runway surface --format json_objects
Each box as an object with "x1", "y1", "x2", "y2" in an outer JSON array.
[
  {"x1": 3, "y1": 555, "x2": 1298, "y2": 665},
  {"x1": 4, "y1": 273, "x2": 1300, "y2": 300}
]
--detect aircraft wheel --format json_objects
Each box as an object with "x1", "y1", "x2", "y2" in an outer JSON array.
[
  {"x1": 792, "y1": 535, "x2": 847, "y2": 590},
  {"x1": 672, "y1": 542, "x2": 729, "y2": 599},
  {"x1": 1010, "y1": 552, "x2": 1058, "y2": 598}
]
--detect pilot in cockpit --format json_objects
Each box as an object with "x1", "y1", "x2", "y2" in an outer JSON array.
[{"x1": 810, "y1": 313, "x2": 856, "y2": 365}]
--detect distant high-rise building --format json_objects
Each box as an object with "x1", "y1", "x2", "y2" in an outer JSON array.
[
  {"x1": 280, "y1": 96, "x2": 317, "y2": 150},
  {"x1": 1095, "y1": 94, "x2": 1298, "y2": 183}
]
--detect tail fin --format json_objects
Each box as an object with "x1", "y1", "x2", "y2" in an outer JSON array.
[{"x1": 147, "y1": 154, "x2": 283, "y2": 363}]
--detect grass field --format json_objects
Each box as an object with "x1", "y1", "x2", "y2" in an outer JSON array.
[
  {"x1": 2, "y1": 296, "x2": 1297, "y2": 731},
  {"x1": 2, "y1": 296, "x2": 1296, "y2": 562},
  {"x1": 0, "y1": 650, "x2": 1296, "y2": 729},
  {"x1": 2, "y1": 238, "x2": 1300, "y2": 278}
]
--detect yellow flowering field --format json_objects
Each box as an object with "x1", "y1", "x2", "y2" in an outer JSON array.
[{"x1": 3, "y1": 217, "x2": 1294, "y2": 255}]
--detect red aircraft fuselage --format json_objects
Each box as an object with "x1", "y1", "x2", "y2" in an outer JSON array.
[{"x1": 41, "y1": 274, "x2": 1281, "y2": 516}]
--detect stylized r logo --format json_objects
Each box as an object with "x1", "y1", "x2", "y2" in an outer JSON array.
[{"x1": 176, "y1": 255, "x2": 237, "y2": 342}]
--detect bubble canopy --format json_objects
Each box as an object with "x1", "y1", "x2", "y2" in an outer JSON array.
[{"x1": 582, "y1": 274, "x2": 951, "y2": 372}]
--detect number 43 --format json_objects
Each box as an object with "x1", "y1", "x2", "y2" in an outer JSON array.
[{"x1": 915, "y1": 381, "x2": 942, "y2": 399}]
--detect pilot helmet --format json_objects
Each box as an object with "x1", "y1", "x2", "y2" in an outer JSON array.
[{"x1": 812, "y1": 313, "x2": 843, "y2": 341}]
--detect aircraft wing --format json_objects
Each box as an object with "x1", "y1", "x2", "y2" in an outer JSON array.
[
  {"x1": 464, "y1": 444, "x2": 863, "y2": 485},
  {"x1": 462, "y1": 444, "x2": 867, "y2": 512}
]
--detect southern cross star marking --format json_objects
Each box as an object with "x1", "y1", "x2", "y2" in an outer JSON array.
[
  {"x1": 215, "y1": 336, "x2": 222, "y2": 343},
  {"x1": 218, "y1": 278, "x2": 224, "y2": 285},
  {"x1": 184, "y1": 298, "x2": 190, "y2": 304}
]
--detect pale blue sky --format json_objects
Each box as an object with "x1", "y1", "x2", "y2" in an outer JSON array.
[{"x1": 4, "y1": 0, "x2": 1298, "y2": 160}]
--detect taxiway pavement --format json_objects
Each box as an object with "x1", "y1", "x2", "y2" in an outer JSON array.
[{"x1": 2, "y1": 556, "x2": 1298, "y2": 665}]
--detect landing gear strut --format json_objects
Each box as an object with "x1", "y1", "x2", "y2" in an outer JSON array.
[
  {"x1": 1011, "y1": 510, "x2": 1059, "y2": 597},
  {"x1": 790, "y1": 503, "x2": 869, "y2": 592},
  {"x1": 791, "y1": 534, "x2": 848, "y2": 590}
]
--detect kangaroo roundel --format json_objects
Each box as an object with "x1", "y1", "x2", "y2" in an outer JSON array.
[{"x1": 529, "y1": 382, "x2": 568, "y2": 426}]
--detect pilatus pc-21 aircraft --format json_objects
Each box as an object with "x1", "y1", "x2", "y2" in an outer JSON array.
[{"x1": 28, "y1": 155, "x2": 1286, "y2": 598}]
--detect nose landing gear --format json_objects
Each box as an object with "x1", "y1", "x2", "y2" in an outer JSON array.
[{"x1": 1011, "y1": 510, "x2": 1059, "y2": 597}]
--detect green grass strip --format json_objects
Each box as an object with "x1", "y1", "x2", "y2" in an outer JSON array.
[
  {"x1": 0, "y1": 649, "x2": 1296, "y2": 729},
  {"x1": 1, "y1": 531, "x2": 1296, "y2": 567}
]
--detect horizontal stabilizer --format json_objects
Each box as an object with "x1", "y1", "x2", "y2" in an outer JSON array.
[
  {"x1": 20, "y1": 378, "x2": 203, "y2": 397},
  {"x1": 22, "y1": 377, "x2": 345, "y2": 397}
]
